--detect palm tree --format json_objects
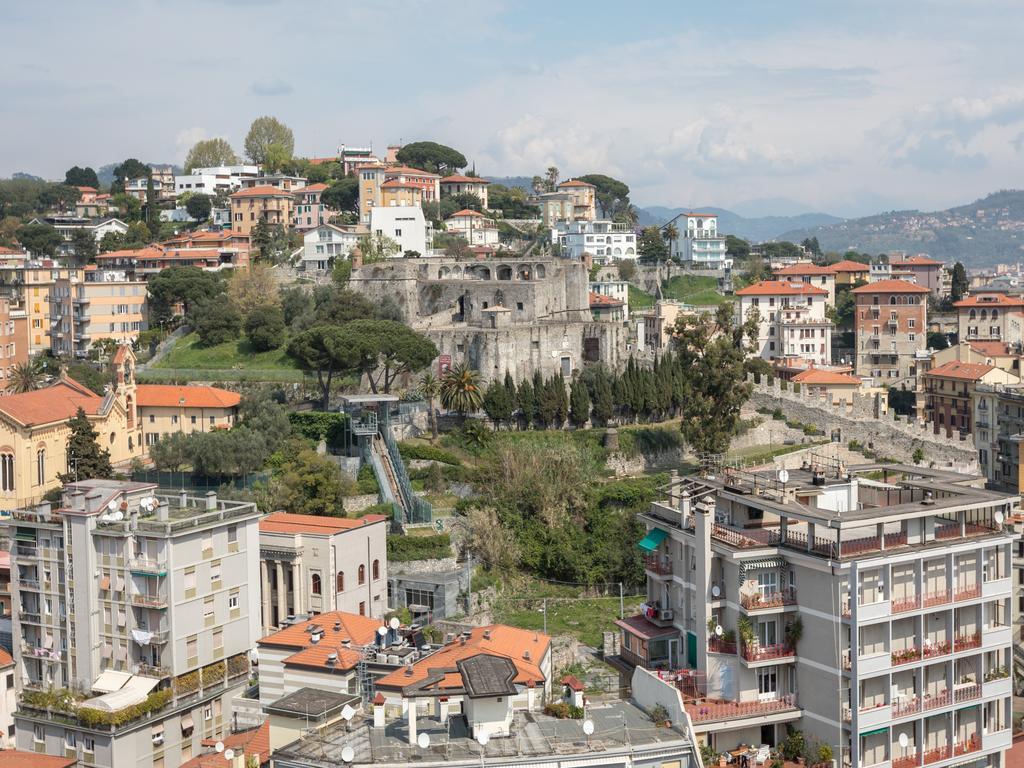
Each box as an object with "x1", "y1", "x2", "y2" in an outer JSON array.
[
  {"x1": 440, "y1": 363, "x2": 483, "y2": 418},
  {"x1": 419, "y1": 371, "x2": 440, "y2": 441},
  {"x1": 8, "y1": 360, "x2": 43, "y2": 394}
]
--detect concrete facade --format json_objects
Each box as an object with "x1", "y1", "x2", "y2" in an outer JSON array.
[{"x1": 853, "y1": 280, "x2": 930, "y2": 388}]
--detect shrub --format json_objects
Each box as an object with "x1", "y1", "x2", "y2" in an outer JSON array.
[
  {"x1": 772, "y1": 408, "x2": 784, "y2": 420},
  {"x1": 77, "y1": 688, "x2": 173, "y2": 728},
  {"x1": 190, "y1": 298, "x2": 241, "y2": 346},
  {"x1": 356, "y1": 464, "x2": 380, "y2": 495},
  {"x1": 201, "y1": 661, "x2": 226, "y2": 687},
  {"x1": 244, "y1": 304, "x2": 286, "y2": 351},
  {"x1": 543, "y1": 702, "x2": 571, "y2": 719},
  {"x1": 289, "y1": 411, "x2": 348, "y2": 450},
  {"x1": 387, "y1": 533, "x2": 451, "y2": 561},
  {"x1": 649, "y1": 703, "x2": 669, "y2": 723},
  {"x1": 700, "y1": 743, "x2": 720, "y2": 767},
  {"x1": 780, "y1": 730, "x2": 806, "y2": 761},
  {"x1": 398, "y1": 442, "x2": 462, "y2": 466}
]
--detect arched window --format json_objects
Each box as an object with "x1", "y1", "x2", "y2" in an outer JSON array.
[
  {"x1": 358, "y1": 564, "x2": 366, "y2": 585},
  {"x1": 992, "y1": 309, "x2": 999, "y2": 320},
  {"x1": 969, "y1": 309, "x2": 976, "y2": 320},
  {"x1": 36, "y1": 449, "x2": 45, "y2": 487},
  {"x1": 980, "y1": 309, "x2": 988, "y2": 320},
  {"x1": 0, "y1": 453, "x2": 14, "y2": 492},
  {"x1": 336, "y1": 571, "x2": 344, "y2": 592},
  {"x1": 889, "y1": 296, "x2": 897, "y2": 305},
  {"x1": 372, "y1": 559, "x2": 380, "y2": 580},
  {"x1": 311, "y1": 573, "x2": 321, "y2": 595}
]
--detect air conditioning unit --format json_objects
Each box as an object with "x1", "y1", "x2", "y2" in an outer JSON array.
[
  {"x1": 658, "y1": 609, "x2": 674, "y2": 622},
  {"x1": 152, "y1": 735, "x2": 164, "y2": 746}
]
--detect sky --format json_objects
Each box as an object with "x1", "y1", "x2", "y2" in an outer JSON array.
[{"x1": 4, "y1": 0, "x2": 1024, "y2": 218}]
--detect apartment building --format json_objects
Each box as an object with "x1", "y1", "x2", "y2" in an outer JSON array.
[
  {"x1": 852, "y1": 280, "x2": 930, "y2": 387},
  {"x1": 590, "y1": 280, "x2": 630, "y2": 321},
  {"x1": 890, "y1": 256, "x2": 950, "y2": 299},
  {"x1": 292, "y1": 183, "x2": 330, "y2": 231},
  {"x1": 736, "y1": 281, "x2": 832, "y2": 366},
  {"x1": 52, "y1": 269, "x2": 147, "y2": 358},
  {"x1": 438, "y1": 175, "x2": 490, "y2": 209},
  {"x1": 241, "y1": 174, "x2": 307, "y2": 192},
  {"x1": 664, "y1": 213, "x2": 731, "y2": 270},
  {"x1": 369, "y1": 206, "x2": 430, "y2": 257},
  {"x1": 831, "y1": 260, "x2": 872, "y2": 287},
  {"x1": 953, "y1": 294, "x2": 1024, "y2": 345},
  {"x1": 552, "y1": 220, "x2": 637, "y2": 262},
  {"x1": 636, "y1": 299, "x2": 696, "y2": 352},
  {"x1": 774, "y1": 263, "x2": 837, "y2": 305},
  {"x1": 10, "y1": 479, "x2": 260, "y2": 768},
  {"x1": 445, "y1": 210, "x2": 499, "y2": 247},
  {"x1": 299, "y1": 224, "x2": 362, "y2": 273},
  {"x1": 384, "y1": 166, "x2": 441, "y2": 202},
  {"x1": 174, "y1": 165, "x2": 259, "y2": 196},
  {"x1": 228, "y1": 186, "x2": 294, "y2": 237},
  {"x1": 259, "y1": 512, "x2": 388, "y2": 632},
  {"x1": 135, "y1": 384, "x2": 241, "y2": 448},
  {"x1": 0, "y1": 299, "x2": 29, "y2": 388},
  {"x1": 972, "y1": 382, "x2": 1024, "y2": 492},
  {"x1": 0, "y1": 648, "x2": 14, "y2": 748},
  {"x1": 623, "y1": 459, "x2": 1017, "y2": 768},
  {"x1": 923, "y1": 362, "x2": 1018, "y2": 438}
]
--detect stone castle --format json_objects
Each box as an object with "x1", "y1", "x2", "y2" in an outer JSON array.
[{"x1": 350, "y1": 256, "x2": 633, "y2": 383}]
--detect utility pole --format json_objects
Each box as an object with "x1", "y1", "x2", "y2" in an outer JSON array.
[
  {"x1": 542, "y1": 598, "x2": 547, "y2": 635},
  {"x1": 619, "y1": 583, "x2": 624, "y2": 620}
]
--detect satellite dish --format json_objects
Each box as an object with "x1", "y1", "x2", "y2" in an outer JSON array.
[
  {"x1": 389, "y1": 617, "x2": 401, "y2": 630},
  {"x1": 711, "y1": 585, "x2": 721, "y2": 598},
  {"x1": 215, "y1": 741, "x2": 225, "y2": 753},
  {"x1": 111, "y1": 511, "x2": 124, "y2": 521},
  {"x1": 477, "y1": 731, "x2": 490, "y2": 746},
  {"x1": 583, "y1": 719, "x2": 595, "y2": 736},
  {"x1": 342, "y1": 704, "x2": 355, "y2": 721},
  {"x1": 341, "y1": 746, "x2": 355, "y2": 763},
  {"x1": 418, "y1": 732, "x2": 431, "y2": 749},
  {"x1": 995, "y1": 511, "x2": 1005, "y2": 526},
  {"x1": 377, "y1": 626, "x2": 388, "y2": 637},
  {"x1": 715, "y1": 625, "x2": 723, "y2": 637},
  {"x1": 899, "y1": 734, "x2": 909, "y2": 748},
  {"x1": 223, "y1": 749, "x2": 235, "y2": 761},
  {"x1": 107, "y1": 499, "x2": 118, "y2": 511},
  {"x1": 777, "y1": 469, "x2": 789, "y2": 484}
]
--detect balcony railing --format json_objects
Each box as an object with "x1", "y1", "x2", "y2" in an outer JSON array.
[
  {"x1": 892, "y1": 595, "x2": 920, "y2": 613},
  {"x1": 923, "y1": 690, "x2": 951, "y2": 710},
  {"x1": 130, "y1": 593, "x2": 168, "y2": 609},
  {"x1": 923, "y1": 746, "x2": 952, "y2": 765},
  {"x1": 741, "y1": 643, "x2": 795, "y2": 662},
  {"x1": 740, "y1": 588, "x2": 797, "y2": 610},
  {"x1": 953, "y1": 737, "x2": 980, "y2": 757},
  {"x1": 14, "y1": 545, "x2": 38, "y2": 560},
  {"x1": 953, "y1": 684, "x2": 981, "y2": 703},
  {"x1": 711, "y1": 523, "x2": 780, "y2": 549},
  {"x1": 893, "y1": 754, "x2": 921, "y2": 768},
  {"x1": 953, "y1": 632, "x2": 981, "y2": 652},
  {"x1": 128, "y1": 558, "x2": 167, "y2": 576},
  {"x1": 685, "y1": 694, "x2": 797, "y2": 723},
  {"x1": 954, "y1": 584, "x2": 981, "y2": 601},
  {"x1": 922, "y1": 640, "x2": 951, "y2": 659},
  {"x1": 892, "y1": 697, "x2": 921, "y2": 718},
  {"x1": 708, "y1": 638, "x2": 737, "y2": 655},
  {"x1": 923, "y1": 589, "x2": 951, "y2": 608},
  {"x1": 135, "y1": 663, "x2": 170, "y2": 679},
  {"x1": 892, "y1": 647, "x2": 921, "y2": 666},
  {"x1": 643, "y1": 555, "x2": 673, "y2": 575}
]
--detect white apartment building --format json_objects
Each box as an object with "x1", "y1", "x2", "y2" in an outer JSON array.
[
  {"x1": 664, "y1": 213, "x2": 731, "y2": 270},
  {"x1": 259, "y1": 512, "x2": 388, "y2": 633},
  {"x1": 445, "y1": 210, "x2": 499, "y2": 247},
  {"x1": 10, "y1": 480, "x2": 260, "y2": 768},
  {"x1": 590, "y1": 280, "x2": 630, "y2": 321},
  {"x1": 174, "y1": 165, "x2": 260, "y2": 196},
  {"x1": 552, "y1": 220, "x2": 637, "y2": 263},
  {"x1": 624, "y1": 460, "x2": 1018, "y2": 768},
  {"x1": 736, "y1": 280, "x2": 833, "y2": 365},
  {"x1": 300, "y1": 224, "x2": 363, "y2": 273},
  {"x1": 369, "y1": 205, "x2": 431, "y2": 257}
]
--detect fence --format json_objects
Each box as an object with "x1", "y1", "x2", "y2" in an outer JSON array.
[{"x1": 131, "y1": 470, "x2": 269, "y2": 492}]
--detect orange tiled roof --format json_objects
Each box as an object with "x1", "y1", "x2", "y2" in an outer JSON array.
[
  {"x1": 968, "y1": 341, "x2": 1011, "y2": 356},
  {"x1": 186, "y1": 722, "x2": 270, "y2": 768},
  {"x1": 260, "y1": 511, "x2": 388, "y2": 535},
  {"x1": 282, "y1": 644, "x2": 365, "y2": 672},
  {"x1": 774, "y1": 263, "x2": 835, "y2": 276},
  {"x1": 376, "y1": 624, "x2": 550, "y2": 693},
  {"x1": 447, "y1": 209, "x2": 484, "y2": 218},
  {"x1": 589, "y1": 291, "x2": 624, "y2": 307},
  {"x1": 386, "y1": 166, "x2": 441, "y2": 178},
  {"x1": 307, "y1": 156, "x2": 339, "y2": 165},
  {"x1": 0, "y1": 751, "x2": 77, "y2": 768},
  {"x1": 791, "y1": 369, "x2": 862, "y2": 386},
  {"x1": 295, "y1": 183, "x2": 328, "y2": 194},
  {"x1": 0, "y1": 378, "x2": 102, "y2": 427},
  {"x1": 953, "y1": 294, "x2": 1024, "y2": 308},
  {"x1": 135, "y1": 384, "x2": 241, "y2": 409},
  {"x1": 229, "y1": 185, "x2": 294, "y2": 199},
  {"x1": 0, "y1": 648, "x2": 13, "y2": 668},
  {"x1": 892, "y1": 255, "x2": 943, "y2": 267},
  {"x1": 96, "y1": 245, "x2": 163, "y2": 260},
  {"x1": 258, "y1": 610, "x2": 382, "y2": 650},
  {"x1": 827, "y1": 259, "x2": 871, "y2": 273},
  {"x1": 381, "y1": 179, "x2": 420, "y2": 189},
  {"x1": 735, "y1": 280, "x2": 828, "y2": 297},
  {"x1": 557, "y1": 179, "x2": 595, "y2": 188},
  {"x1": 925, "y1": 360, "x2": 997, "y2": 381},
  {"x1": 440, "y1": 175, "x2": 489, "y2": 184},
  {"x1": 851, "y1": 279, "x2": 929, "y2": 294}
]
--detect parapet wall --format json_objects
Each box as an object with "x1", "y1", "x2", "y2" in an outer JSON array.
[{"x1": 748, "y1": 375, "x2": 978, "y2": 469}]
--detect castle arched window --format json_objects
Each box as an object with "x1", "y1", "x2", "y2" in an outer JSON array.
[
  {"x1": 969, "y1": 309, "x2": 976, "y2": 320},
  {"x1": 336, "y1": 571, "x2": 345, "y2": 592},
  {"x1": 358, "y1": 564, "x2": 366, "y2": 585},
  {"x1": 372, "y1": 559, "x2": 380, "y2": 580},
  {"x1": 311, "y1": 573, "x2": 322, "y2": 596}
]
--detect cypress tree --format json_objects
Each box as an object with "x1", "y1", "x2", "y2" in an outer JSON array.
[
  {"x1": 60, "y1": 407, "x2": 113, "y2": 483},
  {"x1": 482, "y1": 379, "x2": 514, "y2": 428},
  {"x1": 590, "y1": 368, "x2": 614, "y2": 425},
  {"x1": 569, "y1": 376, "x2": 591, "y2": 428},
  {"x1": 516, "y1": 378, "x2": 536, "y2": 429}
]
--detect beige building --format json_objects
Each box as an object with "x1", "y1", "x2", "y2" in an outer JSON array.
[
  {"x1": 51, "y1": 269, "x2": 147, "y2": 358},
  {"x1": 638, "y1": 300, "x2": 696, "y2": 351},
  {"x1": 135, "y1": 385, "x2": 241, "y2": 449},
  {"x1": 259, "y1": 512, "x2": 389, "y2": 632},
  {"x1": 789, "y1": 368, "x2": 863, "y2": 403},
  {"x1": 439, "y1": 175, "x2": 490, "y2": 209},
  {"x1": 0, "y1": 648, "x2": 13, "y2": 748},
  {"x1": 554, "y1": 179, "x2": 596, "y2": 220},
  {"x1": 380, "y1": 179, "x2": 423, "y2": 208},
  {"x1": 953, "y1": 293, "x2": 1024, "y2": 345},
  {"x1": 774, "y1": 263, "x2": 837, "y2": 305},
  {"x1": 228, "y1": 185, "x2": 295, "y2": 237}
]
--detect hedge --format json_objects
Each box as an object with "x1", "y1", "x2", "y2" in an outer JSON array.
[
  {"x1": 387, "y1": 533, "x2": 451, "y2": 561},
  {"x1": 77, "y1": 688, "x2": 173, "y2": 728},
  {"x1": 289, "y1": 412, "x2": 349, "y2": 450},
  {"x1": 397, "y1": 442, "x2": 462, "y2": 466}
]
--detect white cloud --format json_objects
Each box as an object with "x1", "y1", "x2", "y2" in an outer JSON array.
[{"x1": 174, "y1": 127, "x2": 209, "y2": 160}]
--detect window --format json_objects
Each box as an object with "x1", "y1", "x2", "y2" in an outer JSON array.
[
  {"x1": 203, "y1": 704, "x2": 213, "y2": 722},
  {"x1": 186, "y1": 636, "x2": 198, "y2": 664},
  {"x1": 358, "y1": 565, "x2": 366, "y2": 585},
  {"x1": 0, "y1": 453, "x2": 14, "y2": 492},
  {"x1": 359, "y1": 601, "x2": 366, "y2": 616},
  {"x1": 227, "y1": 525, "x2": 238, "y2": 551},
  {"x1": 311, "y1": 573, "x2": 322, "y2": 595},
  {"x1": 149, "y1": 414, "x2": 155, "y2": 423},
  {"x1": 372, "y1": 559, "x2": 380, "y2": 580},
  {"x1": 213, "y1": 629, "x2": 223, "y2": 650},
  {"x1": 184, "y1": 567, "x2": 196, "y2": 596},
  {"x1": 36, "y1": 448, "x2": 44, "y2": 486},
  {"x1": 203, "y1": 597, "x2": 214, "y2": 622},
  {"x1": 228, "y1": 591, "x2": 239, "y2": 611},
  {"x1": 336, "y1": 571, "x2": 345, "y2": 591},
  {"x1": 757, "y1": 667, "x2": 778, "y2": 696},
  {"x1": 210, "y1": 560, "x2": 221, "y2": 585}
]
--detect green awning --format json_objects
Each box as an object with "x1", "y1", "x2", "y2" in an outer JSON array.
[
  {"x1": 861, "y1": 727, "x2": 889, "y2": 737},
  {"x1": 638, "y1": 528, "x2": 668, "y2": 552}
]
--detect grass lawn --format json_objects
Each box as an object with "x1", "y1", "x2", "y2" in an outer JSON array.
[
  {"x1": 154, "y1": 332, "x2": 299, "y2": 371},
  {"x1": 493, "y1": 594, "x2": 643, "y2": 648},
  {"x1": 727, "y1": 440, "x2": 828, "y2": 465},
  {"x1": 662, "y1": 275, "x2": 731, "y2": 306},
  {"x1": 628, "y1": 284, "x2": 655, "y2": 309}
]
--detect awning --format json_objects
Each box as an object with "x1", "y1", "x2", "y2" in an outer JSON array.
[
  {"x1": 738, "y1": 557, "x2": 787, "y2": 584},
  {"x1": 114, "y1": 647, "x2": 127, "y2": 661},
  {"x1": 92, "y1": 669, "x2": 132, "y2": 694},
  {"x1": 99, "y1": 576, "x2": 110, "y2": 590},
  {"x1": 181, "y1": 714, "x2": 194, "y2": 732},
  {"x1": 123, "y1": 675, "x2": 159, "y2": 697},
  {"x1": 81, "y1": 686, "x2": 146, "y2": 712},
  {"x1": 43, "y1": 634, "x2": 53, "y2": 649},
  {"x1": 638, "y1": 528, "x2": 668, "y2": 552},
  {"x1": 101, "y1": 643, "x2": 112, "y2": 658},
  {"x1": 15, "y1": 529, "x2": 35, "y2": 542},
  {"x1": 861, "y1": 727, "x2": 889, "y2": 737}
]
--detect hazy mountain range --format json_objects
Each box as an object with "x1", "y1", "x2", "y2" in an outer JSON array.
[{"x1": 637, "y1": 206, "x2": 842, "y2": 242}]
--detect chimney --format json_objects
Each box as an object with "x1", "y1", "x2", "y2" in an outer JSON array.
[
  {"x1": 157, "y1": 500, "x2": 170, "y2": 522},
  {"x1": 67, "y1": 490, "x2": 85, "y2": 512},
  {"x1": 523, "y1": 650, "x2": 531, "y2": 661},
  {"x1": 460, "y1": 636, "x2": 466, "y2": 646},
  {"x1": 404, "y1": 663, "x2": 413, "y2": 676},
  {"x1": 334, "y1": 621, "x2": 342, "y2": 632},
  {"x1": 482, "y1": 629, "x2": 491, "y2": 640},
  {"x1": 680, "y1": 490, "x2": 691, "y2": 527},
  {"x1": 205, "y1": 491, "x2": 217, "y2": 511},
  {"x1": 178, "y1": 489, "x2": 188, "y2": 507}
]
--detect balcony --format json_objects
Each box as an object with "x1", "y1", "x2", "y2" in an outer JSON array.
[
  {"x1": 922, "y1": 745, "x2": 952, "y2": 765},
  {"x1": 891, "y1": 595, "x2": 920, "y2": 614},
  {"x1": 708, "y1": 637, "x2": 737, "y2": 655},
  {"x1": 741, "y1": 643, "x2": 795, "y2": 664},
  {"x1": 129, "y1": 558, "x2": 167, "y2": 577},
  {"x1": 892, "y1": 755, "x2": 920, "y2": 768},
  {"x1": 711, "y1": 523, "x2": 780, "y2": 549},
  {"x1": 131, "y1": 593, "x2": 168, "y2": 609},
  {"x1": 922, "y1": 690, "x2": 951, "y2": 711},
  {"x1": 892, "y1": 697, "x2": 921, "y2": 718},
  {"x1": 953, "y1": 583, "x2": 981, "y2": 601},
  {"x1": 921, "y1": 640, "x2": 951, "y2": 659},
  {"x1": 891, "y1": 647, "x2": 921, "y2": 666},
  {"x1": 953, "y1": 632, "x2": 981, "y2": 652},
  {"x1": 643, "y1": 554, "x2": 673, "y2": 576},
  {"x1": 135, "y1": 663, "x2": 170, "y2": 679},
  {"x1": 14, "y1": 545, "x2": 38, "y2": 562},
  {"x1": 740, "y1": 588, "x2": 797, "y2": 611},
  {"x1": 923, "y1": 589, "x2": 951, "y2": 608},
  {"x1": 685, "y1": 693, "x2": 798, "y2": 724},
  {"x1": 953, "y1": 683, "x2": 981, "y2": 703}
]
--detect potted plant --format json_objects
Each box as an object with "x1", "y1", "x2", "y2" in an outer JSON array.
[
  {"x1": 784, "y1": 616, "x2": 803, "y2": 649},
  {"x1": 738, "y1": 617, "x2": 755, "y2": 653},
  {"x1": 650, "y1": 703, "x2": 670, "y2": 727}
]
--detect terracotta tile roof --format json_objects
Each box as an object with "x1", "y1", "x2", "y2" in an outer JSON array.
[
  {"x1": 380, "y1": 179, "x2": 421, "y2": 189},
  {"x1": 96, "y1": 245, "x2": 164, "y2": 260},
  {"x1": 386, "y1": 166, "x2": 441, "y2": 178},
  {"x1": 307, "y1": 156, "x2": 339, "y2": 165},
  {"x1": 851, "y1": 279, "x2": 930, "y2": 294},
  {"x1": 557, "y1": 179, "x2": 595, "y2": 188},
  {"x1": 447, "y1": 209, "x2": 484, "y2": 218},
  {"x1": 258, "y1": 610, "x2": 382, "y2": 650},
  {"x1": 827, "y1": 259, "x2": 871, "y2": 273},
  {"x1": 953, "y1": 293, "x2": 1024, "y2": 308},
  {"x1": 589, "y1": 291, "x2": 624, "y2": 307},
  {"x1": 136, "y1": 384, "x2": 241, "y2": 409},
  {"x1": 76, "y1": 186, "x2": 98, "y2": 193},
  {"x1": 188, "y1": 721, "x2": 270, "y2": 768},
  {"x1": 0, "y1": 246, "x2": 26, "y2": 256},
  {"x1": 560, "y1": 674, "x2": 584, "y2": 692},
  {"x1": 791, "y1": 369, "x2": 862, "y2": 386},
  {"x1": 282, "y1": 644, "x2": 364, "y2": 672},
  {"x1": 0, "y1": 751, "x2": 77, "y2": 768},
  {"x1": 892, "y1": 255, "x2": 943, "y2": 266},
  {"x1": 968, "y1": 341, "x2": 1011, "y2": 356},
  {"x1": 229, "y1": 185, "x2": 294, "y2": 199},
  {"x1": 735, "y1": 280, "x2": 828, "y2": 296},
  {"x1": 0, "y1": 648, "x2": 13, "y2": 668},
  {"x1": 0, "y1": 377, "x2": 103, "y2": 427},
  {"x1": 925, "y1": 360, "x2": 996, "y2": 381},
  {"x1": 613, "y1": 615, "x2": 678, "y2": 641},
  {"x1": 440, "y1": 175, "x2": 490, "y2": 185},
  {"x1": 260, "y1": 511, "x2": 387, "y2": 536},
  {"x1": 295, "y1": 183, "x2": 328, "y2": 194},
  {"x1": 774, "y1": 263, "x2": 835, "y2": 276},
  {"x1": 376, "y1": 624, "x2": 550, "y2": 693}
]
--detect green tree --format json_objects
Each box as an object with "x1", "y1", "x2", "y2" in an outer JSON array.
[
  {"x1": 516, "y1": 378, "x2": 536, "y2": 429},
  {"x1": 250, "y1": 221, "x2": 291, "y2": 263},
  {"x1": 801, "y1": 236, "x2": 821, "y2": 257},
  {"x1": 950, "y1": 262, "x2": 968, "y2": 302},
  {"x1": 148, "y1": 432, "x2": 193, "y2": 471},
  {"x1": 69, "y1": 229, "x2": 97, "y2": 264},
  {"x1": 286, "y1": 325, "x2": 360, "y2": 407},
  {"x1": 244, "y1": 304, "x2": 286, "y2": 351},
  {"x1": 111, "y1": 159, "x2": 150, "y2": 194},
  {"x1": 637, "y1": 226, "x2": 669, "y2": 264},
  {"x1": 583, "y1": 366, "x2": 614, "y2": 425},
  {"x1": 98, "y1": 231, "x2": 125, "y2": 253},
  {"x1": 396, "y1": 142, "x2": 467, "y2": 175},
  {"x1": 440, "y1": 363, "x2": 483, "y2": 416},
  {"x1": 725, "y1": 235, "x2": 751, "y2": 261},
  {"x1": 827, "y1": 287, "x2": 858, "y2": 330},
  {"x1": 320, "y1": 177, "x2": 359, "y2": 212},
  {"x1": 280, "y1": 285, "x2": 314, "y2": 327},
  {"x1": 16, "y1": 223, "x2": 63, "y2": 257},
  {"x1": 7, "y1": 360, "x2": 43, "y2": 394},
  {"x1": 487, "y1": 184, "x2": 539, "y2": 217},
  {"x1": 339, "y1": 319, "x2": 437, "y2": 394},
  {"x1": 184, "y1": 138, "x2": 238, "y2": 172},
  {"x1": 244, "y1": 116, "x2": 295, "y2": 165},
  {"x1": 270, "y1": 441, "x2": 347, "y2": 516},
  {"x1": 147, "y1": 266, "x2": 224, "y2": 325},
  {"x1": 110, "y1": 192, "x2": 143, "y2": 222},
  {"x1": 60, "y1": 408, "x2": 113, "y2": 482},
  {"x1": 569, "y1": 376, "x2": 591, "y2": 427},
  {"x1": 64, "y1": 166, "x2": 99, "y2": 188},
  {"x1": 189, "y1": 298, "x2": 241, "y2": 346},
  {"x1": 419, "y1": 371, "x2": 441, "y2": 440},
  {"x1": 577, "y1": 174, "x2": 631, "y2": 220},
  {"x1": 185, "y1": 194, "x2": 212, "y2": 222},
  {"x1": 482, "y1": 379, "x2": 514, "y2": 428},
  {"x1": 356, "y1": 233, "x2": 400, "y2": 262}
]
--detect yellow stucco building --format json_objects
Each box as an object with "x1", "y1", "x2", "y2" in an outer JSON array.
[{"x1": 136, "y1": 384, "x2": 241, "y2": 448}]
